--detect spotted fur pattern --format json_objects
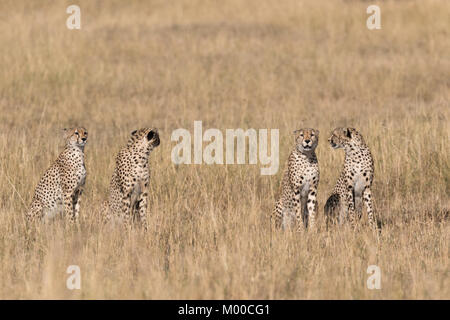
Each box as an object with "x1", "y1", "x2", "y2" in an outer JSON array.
[
  {"x1": 102, "y1": 128, "x2": 160, "y2": 230},
  {"x1": 324, "y1": 127, "x2": 375, "y2": 228},
  {"x1": 26, "y1": 127, "x2": 88, "y2": 223},
  {"x1": 272, "y1": 128, "x2": 320, "y2": 231}
]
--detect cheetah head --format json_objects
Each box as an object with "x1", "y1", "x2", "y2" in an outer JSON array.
[
  {"x1": 128, "y1": 128, "x2": 160, "y2": 151},
  {"x1": 293, "y1": 128, "x2": 319, "y2": 153},
  {"x1": 63, "y1": 127, "x2": 88, "y2": 148},
  {"x1": 328, "y1": 127, "x2": 365, "y2": 149}
]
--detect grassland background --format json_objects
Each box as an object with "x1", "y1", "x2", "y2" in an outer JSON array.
[{"x1": 0, "y1": 0, "x2": 448, "y2": 299}]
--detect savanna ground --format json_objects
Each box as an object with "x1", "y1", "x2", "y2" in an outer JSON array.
[{"x1": 0, "y1": 0, "x2": 448, "y2": 299}]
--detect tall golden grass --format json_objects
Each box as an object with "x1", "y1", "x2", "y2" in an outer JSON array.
[{"x1": 0, "y1": 0, "x2": 448, "y2": 299}]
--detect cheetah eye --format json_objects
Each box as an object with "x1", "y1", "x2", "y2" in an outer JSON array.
[{"x1": 75, "y1": 132, "x2": 79, "y2": 136}]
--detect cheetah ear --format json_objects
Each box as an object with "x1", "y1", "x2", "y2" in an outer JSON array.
[
  {"x1": 147, "y1": 130, "x2": 155, "y2": 141},
  {"x1": 61, "y1": 128, "x2": 74, "y2": 139},
  {"x1": 314, "y1": 129, "x2": 319, "y2": 135},
  {"x1": 130, "y1": 129, "x2": 138, "y2": 136},
  {"x1": 345, "y1": 128, "x2": 352, "y2": 138},
  {"x1": 293, "y1": 129, "x2": 301, "y2": 135}
]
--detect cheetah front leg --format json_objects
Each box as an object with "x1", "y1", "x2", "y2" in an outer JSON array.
[
  {"x1": 121, "y1": 189, "x2": 133, "y2": 229},
  {"x1": 63, "y1": 191, "x2": 77, "y2": 223},
  {"x1": 137, "y1": 192, "x2": 148, "y2": 231},
  {"x1": 73, "y1": 188, "x2": 83, "y2": 221},
  {"x1": 298, "y1": 196, "x2": 307, "y2": 230},
  {"x1": 272, "y1": 199, "x2": 283, "y2": 229},
  {"x1": 26, "y1": 200, "x2": 43, "y2": 222},
  {"x1": 293, "y1": 189, "x2": 304, "y2": 232},
  {"x1": 346, "y1": 184, "x2": 357, "y2": 228},
  {"x1": 306, "y1": 186, "x2": 318, "y2": 230},
  {"x1": 338, "y1": 196, "x2": 346, "y2": 225},
  {"x1": 363, "y1": 187, "x2": 376, "y2": 229}
]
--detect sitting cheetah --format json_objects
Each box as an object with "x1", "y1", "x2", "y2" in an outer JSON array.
[
  {"x1": 324, "y1": 127, "x2": 375, "y2": 228},
  {"x1": 26, "y1": 127, "x2": 88, "y2": 223},
  {"x1": 272, "y1": 128, "x2": 320, "y2": 231},
  {"x1": 102, "y1": 128, "x2": 160, "y2": 230}
]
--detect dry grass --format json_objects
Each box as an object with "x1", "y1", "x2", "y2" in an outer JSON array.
[{"x1": 0, "y1": 0, "x2": 449, "y2": 299}]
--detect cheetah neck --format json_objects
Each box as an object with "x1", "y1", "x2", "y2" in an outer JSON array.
[
  {"x1": 129, "y1": 145, "x2": 152, "y2": 162},
  {"x1": 65, "y1": 142, "x2": 85, "y2": 153},
  {"x1": 58, "y1": 145, "x2": 85, "y2": 167},
  {"x1": 65, "y1": 144, "x2": 85, "y2": 154},
  {"x1": 343, "y1": 143, "x2": 368, "y2": 162},
  {"x1": 294, "y1": 148, "x2": 317, "y2": 161}
]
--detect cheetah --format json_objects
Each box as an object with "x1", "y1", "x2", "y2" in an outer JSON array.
[
  {"x1": 26, "y1": 127, "x2": 88, "y2": 223},
  {"x1": 102, "y1": 128, "x2": 160, "y2": 230},
  {"x1": 324, "y1": 127, "x2": 375, "y2": 229},
  {"x1": 272, "y1": 128, "x2": 320, "y2": 231}
]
